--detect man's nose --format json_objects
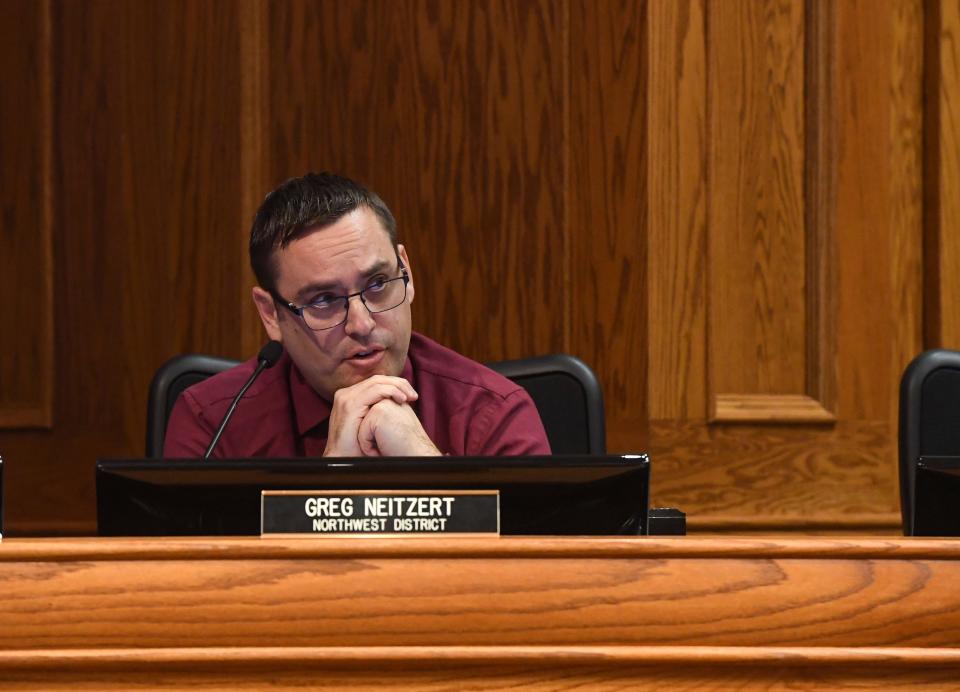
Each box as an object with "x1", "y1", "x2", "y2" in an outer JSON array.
[{"x1": 343, "y1": 294, "x2": 375, "y2": 336}]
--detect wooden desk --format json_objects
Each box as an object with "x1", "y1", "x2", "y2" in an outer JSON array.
[{"x1": 0, "y1": 536, "x2": 959, "y2": 688}]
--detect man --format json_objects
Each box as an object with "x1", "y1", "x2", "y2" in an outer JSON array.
[{"x1": 164, "y1": 172, "x2": 550, "y2": 457}]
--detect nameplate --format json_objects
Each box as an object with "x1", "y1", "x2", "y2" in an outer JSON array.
[{"x1": 261, "y1": 490, "x2": 500, "y2": 536}]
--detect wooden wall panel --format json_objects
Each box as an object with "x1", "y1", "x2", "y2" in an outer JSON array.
[
  {"x1": 0, "y1": 0, "x2": 248, "y2": 533},
  {"x1": 644, "y1": 0, "x2": 921, "y2": 529},
  {"x1": 889, "y1": 0, "x2": 924, "y2": 415},
  {"x1": 834, "y1": 0, "x2": 923, "y2": 421},
  {"x1": 703, "y1": 0, "x2": 837, "y2": 424},
  {"x1": 54, "y1": 0, "x2": 246, "y2": 430},
  {"x1": 926, "y1": 0, "x2": 960, "y2": 347},
  {"x1": 707, "y1": 0, "x2": 807, "y2": 403},
  {"x1": 0, "y1": 0, "x2": 53, "y2": 428},
  {"x1": 239, "y1": 0, "x2": 269, "y2": 357},
  {"x1": 646, "y1": 0, "x2": 707, "y2": 421},
  {"x1": 261, "y1": 0, "x2": 566, "y2": 362},
  {"x1": 568, "y1": 0, "x2": 649, "y2": 434},
  {"x1": 805, "y1": 0, "x2": 839, "y2": 417}
]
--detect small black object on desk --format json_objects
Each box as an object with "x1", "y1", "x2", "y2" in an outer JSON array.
[{"x1": 647, "y1": 507, "x2": 686, "y2": 535}]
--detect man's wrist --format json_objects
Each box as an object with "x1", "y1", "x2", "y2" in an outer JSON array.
[{"x1": 411, "y1": 436, "x2": 442, "y2": 456}]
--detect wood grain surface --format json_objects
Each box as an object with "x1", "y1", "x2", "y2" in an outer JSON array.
[
  {"x1": 711, "y1": 393, "x2": 835, "y2": 423},
  {"x1": 834, "y1": 0, "x2": 923, "y2": 421},
  {"x1": 707, "y1": 0, "x2": 807, "y2": 398},
  {"x1": 0, "y1": 537, "x2": 958, "y2": 688},
  {"x1": 888, "y1": 0, "x2": 924, "y2": 385},
  {"x1": 927, "y1": 0, "x2": 960, "y2": 348},
  {"x1": 644, "y1": 420, "x2": 899, "y2": 526},
  {"x1": 0, "y1": 0, "x2": 52, "y2": 428},
  {"x1": 238, "y1": 0, "x2": 269, "y2": 358},
  {"x1": 646, "y1": 0, "x2": 708, "y2": 421},
  {"x1": 805, "y1": 0, "x2": 839, "y2": 416},
  {"x1": 0, "y1": 648, "x2": 958, "y2": 690},
  {"x1": 3, "y1": 536, "x2": 960, "y2": 643},
  {"x1": 54, "y1": 0, "x2": 247, "y2": 435},
  {"x1": 568, "y1": 0, "x2": 648, "y2": 423},
  {"x1": 0, "y1": 0, "x2": 249, "y2": 532},
  {"x1": 7, "y1": 535, "x2": 960, "y2": 559}
]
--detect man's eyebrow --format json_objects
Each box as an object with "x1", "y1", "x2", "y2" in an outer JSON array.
[
  {"x1": 360, "y1": 257, "x2": 393, "y2": 276},
  {"x1": 293, "y1": 258, "x2": 395, "y2": 302},
  {"x1": 293, "y1": 280, "x2": 339, "y2": 301}
]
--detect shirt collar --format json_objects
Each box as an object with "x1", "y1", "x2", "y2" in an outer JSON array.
[{"x1": 290, "y1": 356, "x2": 417, "y2": 437}]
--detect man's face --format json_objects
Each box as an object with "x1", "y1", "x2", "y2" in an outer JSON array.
[{"x1": 251, "y1": 207, "x2": 415, "y2": 401}]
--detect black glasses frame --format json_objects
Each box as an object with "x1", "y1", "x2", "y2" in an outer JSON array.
[{"x1": 271, "y1": 258, "x2": 409, "y2": 332}]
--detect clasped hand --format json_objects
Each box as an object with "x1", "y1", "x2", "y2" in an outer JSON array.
[{"x1": 323, "y1": 375, "x2": 441, "y2": 457}]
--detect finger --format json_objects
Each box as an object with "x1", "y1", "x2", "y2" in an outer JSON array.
[
  {"x1": 357, "y1": 375, "x2": 419, "y2": 401},
  {"x1": 337, "y1": 382, "x2": 416, "y2": 409},
  {"x1": 357, "y1": 410, "x2": 381, "y2": 456},
  {"x1": 358, "y1": 432, "x2": 380, "y2": 456}
]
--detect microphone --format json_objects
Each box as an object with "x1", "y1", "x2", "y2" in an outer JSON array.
[{"x1": 204, "y1": 340, "x2": 283, "y2": 459}]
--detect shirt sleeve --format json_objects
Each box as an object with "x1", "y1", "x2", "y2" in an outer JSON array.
[
  {"x1": 163, "y1": 391, "x2": 215, "y2": 458},
  {"x1": 469, "y1": 388, "x2": 552, "y2": 456}
]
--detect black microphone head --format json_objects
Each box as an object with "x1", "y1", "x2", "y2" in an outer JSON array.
[{"x1": 258, "y1": 340, "x2": 283, "y2": 368}]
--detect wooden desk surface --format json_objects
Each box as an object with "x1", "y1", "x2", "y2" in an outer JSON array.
[{"x1": 1, "y1": 536, "x2": 959, "y2": 689}]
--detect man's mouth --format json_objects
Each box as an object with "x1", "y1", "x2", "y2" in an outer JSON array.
[{"x1": 347, "y1": 348, "x2": 384, "y2": 362}]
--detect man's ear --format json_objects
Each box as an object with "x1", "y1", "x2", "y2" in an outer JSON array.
[
  {"x1": 398, "y1": 244, "x2": 414, "y2": 304},
  {"x1": 252, "y1": 286, "x2": 283, "y2": 341}
]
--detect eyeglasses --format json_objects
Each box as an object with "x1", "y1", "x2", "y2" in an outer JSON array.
[{"x1": 272, "y1": 258, "x2": 410, "y2": 331}]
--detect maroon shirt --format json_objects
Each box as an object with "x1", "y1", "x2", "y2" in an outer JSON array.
[{"x1": 163, "y1": 332, "x2": 551, "y2": 457}]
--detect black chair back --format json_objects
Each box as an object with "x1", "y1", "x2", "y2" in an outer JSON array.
[
  {"x1": 486, "y1": 354, "x2": 606, "y2": 455},
  {"x1": 898, "y1": 349, "x2": 960, "y2": 534},
  {"x1": 146, "y1": 353, "x2": 240, "y2": 457}
]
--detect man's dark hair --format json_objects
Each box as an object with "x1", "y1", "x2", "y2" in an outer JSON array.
[{"x1": 249, "y1": 172, "x2": 397, "y2": 291}]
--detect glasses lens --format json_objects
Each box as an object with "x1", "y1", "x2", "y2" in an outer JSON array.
[
  {"x1": 301, "y1": 299, "x2": 349, "y2": 331},
  {"x1": 364, "y1": 275, "x2": 407, "y2": 313}
]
